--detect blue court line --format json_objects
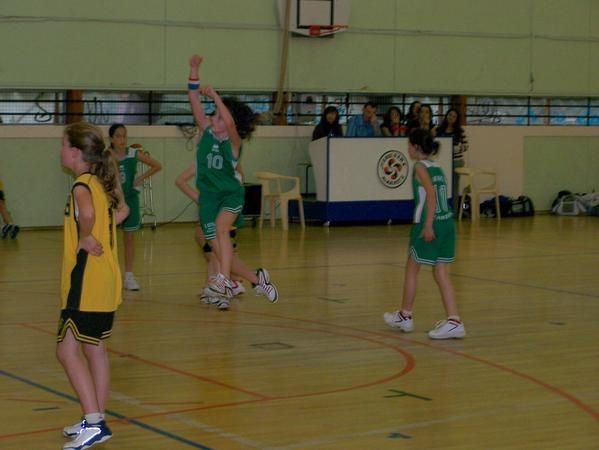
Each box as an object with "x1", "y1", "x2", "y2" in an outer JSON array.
[{"x1": 0, "y1": 369, "x2": 213, "y2": 450}]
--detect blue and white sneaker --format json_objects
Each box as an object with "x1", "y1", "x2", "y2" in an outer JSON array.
[
  {"x1": 63, "y1": 419, "x2": 112, "y2": 450},
  {"x1": 63, "y1": 418, "x2": 84, "y2": 438}
]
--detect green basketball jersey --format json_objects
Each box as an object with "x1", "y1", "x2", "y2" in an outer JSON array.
[
  {"x1": 117, "y1": 147, "x2": 138, "y2": 199},
  {"x1": 195, "y1": 128, "x2": 243, "y2": 193},
  {"x1": 412, "y1": 160, "x2": 453, "y2": 223}
]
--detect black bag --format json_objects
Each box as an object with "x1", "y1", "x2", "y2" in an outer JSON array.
[
  {"x1": 509, "y1": 196, "x2": 534, "y2": 217},
  {"x1": 480, "y1": 195, "x2": 513, "y2": 218}
]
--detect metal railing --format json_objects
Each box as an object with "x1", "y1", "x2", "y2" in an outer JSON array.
[{"x1": 0, "y1": 90, "x2": 597, "y2": 126}]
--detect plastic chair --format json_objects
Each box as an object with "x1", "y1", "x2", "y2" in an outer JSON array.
[
  {"x1": 255, "y1": 171, "x2": 306, "y2": 230},
  {"x1": 454, "y1": 167, "x2": 500, "y2": 221}
]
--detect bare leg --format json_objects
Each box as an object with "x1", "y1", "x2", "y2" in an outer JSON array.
[
  {"x1": 123, "y1": 231, "x2": 135, "y2": 273},
  {"x1": 198, "y1": 223, "x2": 256, "y2": 284},
  {"x1": 400, "y1": 256, "x2": 420, "y2": 313},
  {"x1": 56, "y1": 330, "x2": 100, "y2": 415},
  {"x1": 82, "y1": 341, "x2": 110, "y2": 413},
  {"x1": 0, "y1": 199, "x2": 13, "y2": 225},
  {"x1": 432, "y1": 263, "x2": 459, "y2": 318},
  {"x1": 231, "y1": 255, "x2": 258, "y2": 284},
  {"x1": 214, "y1": 211, "x2": 237, "y2": 279}
]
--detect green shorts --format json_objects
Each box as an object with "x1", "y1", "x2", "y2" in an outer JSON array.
[
  {"x1": 122, "y1": 193, "x2": 140, "y2": 232},
  {"x1": 409, "y1": 219, "x2": 456, "y2": 265},
  {"x1": 199, "y1": 189, "x2": 244, "y2": 241},
  {"x1": 57, "y1": 309, "x2": 115, "y2": 345}
]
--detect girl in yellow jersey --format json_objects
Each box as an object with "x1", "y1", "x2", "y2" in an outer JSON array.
[{"x1": 57, "y1": 122, "x2": 129, "y2": 450}]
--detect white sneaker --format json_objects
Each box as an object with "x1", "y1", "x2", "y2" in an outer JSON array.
[
  {"x1": 383, "y1": 311, "x2": 414, "y2": 332},
  {"x1": 207, "y1": 273, "x2": 233, "y2": 299},
  {"x1": 123, "y1": 273, "x2": 140, "y2": 291},
  {"x1": 230, "y1": 280, "x2": 246, "y2": 296},
  {"x1": 216, "y1": 297, "x2": 230, "y2": 310},
  {"x1": 428, "y1": 319, "x2": 466, "y2": 339},
  {"x1": 63, "y1": 420, "x2": 112, "y2": 449},
  {"x1": 255, "y1": 268, "x2": 279, "y2": 303},
  {"x1": 199, "y1": 292, "x2": 219, "y2": 305}
]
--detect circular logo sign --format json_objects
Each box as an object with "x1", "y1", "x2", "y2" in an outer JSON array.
[{"x1": 377, "y1": 150, "x2": 409, "y2": 188}]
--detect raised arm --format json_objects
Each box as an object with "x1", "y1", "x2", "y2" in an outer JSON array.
[
  {"x1": 201, "y1": 86, "x2": 241, "y2": 153},
  {"x1": 187, "y1": 55, "x2": 210, "y2": 131}
]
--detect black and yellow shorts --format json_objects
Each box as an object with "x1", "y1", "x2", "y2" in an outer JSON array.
[{"x1": 57, "y1": 309, "x2": 115, "y2": 345}]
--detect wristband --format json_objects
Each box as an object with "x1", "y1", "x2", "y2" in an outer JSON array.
[{"x1": 188, "y1": 79, "x2": 200, "y2": 90}]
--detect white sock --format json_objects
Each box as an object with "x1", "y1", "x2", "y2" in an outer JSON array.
[{"x1": 84, "y1": 412, "x2": 103, "y2": 424}]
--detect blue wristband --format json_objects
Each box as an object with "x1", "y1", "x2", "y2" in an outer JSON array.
[{"x1": 188, "y1": 79, "x2": 200, "y2": 90}]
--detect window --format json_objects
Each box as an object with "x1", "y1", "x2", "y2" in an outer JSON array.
[{"x1": 0, "y1": 91, "x2": 64, "y2": 124}]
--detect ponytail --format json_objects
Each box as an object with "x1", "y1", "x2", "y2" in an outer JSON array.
[
  {"x1": 64, "y1": 122, "x2": 122, "y2": 208},
  {"x1": 92, "y1": 149, "x2": 121, "y2": 208}
]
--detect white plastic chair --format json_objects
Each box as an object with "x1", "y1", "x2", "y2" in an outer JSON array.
[
  {"x1": 255, "y1": 171, "x2": 305, "y2": 230},
  {"x1": 454, "y1": 167, "x2": 500, "y2": 221}
]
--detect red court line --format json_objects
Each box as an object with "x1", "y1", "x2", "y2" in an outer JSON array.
[
  {"x1": 242, "y1": 311, "x2": 599, "y2": 423},
  {"x1": 18, "y1": 314, "x2": 597, "y2": 424},
  {"x1": 110, "y1": 349, "x2": 273, "y2": 401},
  {"x1": 19, "y1": 320, "x2": 414, "y2": 402},
  {"x1": 0, "y1": 426, "x2": 64, "y2": 440},
  {"x1": 14, "y1": 319, "x2": 416, "y2": 424}
]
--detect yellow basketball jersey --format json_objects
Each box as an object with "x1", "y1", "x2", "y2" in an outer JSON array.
[{"x1": 61, "y1": 173, "x2": 122, "y2": 312}]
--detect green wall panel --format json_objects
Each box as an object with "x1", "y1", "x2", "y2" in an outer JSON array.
[
  {"x1": 394, "y1": 35, "x2": 531, "y2": 94},
  {"x1": 396, "y1": 0, "x2": 530, "y2": 34},
  {"x1": 0, "y1": 0, "x2": 165, "y2": 20},
  {"x1": 532, "y1": 0, "x2": 591, "y2": 38},
  {"x1": 531, "y1": 40, "x2": 590, "y2": 95},
  {"x1": 0, "y1": 23, "x2": 165, "y2": 88},
  {"x1": 166, "y1": 0, "x2": 277, "y2": 25},
  {"x1": 289, "y1": 34, "x2": 395, "y2": 91},
  {"x1": 0, "y1": 0, "x2": 596, "y2": 95},
  {"x1": 351, "y1": 0, "x2": 397, "y2": 29}
]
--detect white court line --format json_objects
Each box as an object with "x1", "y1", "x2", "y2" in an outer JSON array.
[{"x1": 110, "y1": 391, "x2": 266, "y2": 449}]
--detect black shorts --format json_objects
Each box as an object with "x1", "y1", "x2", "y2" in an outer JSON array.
[
  {"x1": 57, "y1": 309, "x2": 115, "y2": 345},
  {"x1": 0, "y1": 190, "x2": 5, "y2": 201}
]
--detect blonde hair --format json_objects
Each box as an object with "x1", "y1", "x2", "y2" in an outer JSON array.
[{"x1": 64, "y1": 122, "x2": 120, "y2": 208}]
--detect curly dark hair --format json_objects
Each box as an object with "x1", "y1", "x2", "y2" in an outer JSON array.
[
  {"x1": 409, "y1": 128, "x2": 440, "y2": 156},
  {"x1": 222, "y1": 97, "x2": 257, "y2": 140}
]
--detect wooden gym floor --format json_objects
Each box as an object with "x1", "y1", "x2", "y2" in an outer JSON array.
[{"x1": 0, "y1": 215, "x2": 598, "y2": 449}]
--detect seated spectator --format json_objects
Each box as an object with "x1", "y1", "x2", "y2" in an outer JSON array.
[
  {"x1": 436, "y1": 108, "x2": 468, "y2": 210},
  {"x1": 436, "y1": 108, "x2": 466, "y2": 148},
  {"x1": 312, "y1": 106, "x2": 343, "y2": 140},
  {"x1": 345, "y1": 101, "x2": 380, "y2": 137},
  {"x1": 381, "y1": 106, "x2": 407, "y2": 137},
  {"x1": 404, "y1": 100, "x2": 421, "y2": 133},
  {"x1": 417, "y1": 103, "x2": 436, "y2": 135}
]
